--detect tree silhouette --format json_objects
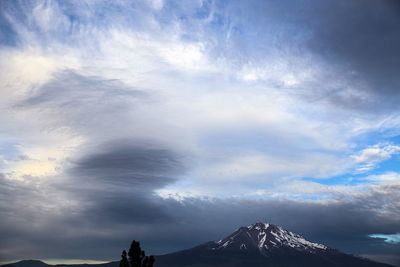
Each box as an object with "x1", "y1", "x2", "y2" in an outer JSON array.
[
  {"x1": 128, "y1": 240, "x2": 142, "y2": 267},
  {"x1": 119, "y1": 250, "x2": 129, "y2": 267},
  {"x1": 142, "y1": 256, "x2": 149, "y2": 267},
  {"x1": 147, "y1": 256, "x2": 155, "y2": 267},
  {"x1": 126, "y1": 240, "x2": 155, "y2": 267}
]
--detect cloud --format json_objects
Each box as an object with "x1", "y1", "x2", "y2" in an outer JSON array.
[
  {"x1": 197, "y1": 152, "x2": 349, "y2": 181},
  {"x1": 353, "y1": 144, "x2": 400, "y2": 173},
  {"x1": 55, "y1": 139, "x2": 190, "y2": 231},
  {"x1": 69, "y1": 139, "x2": 187, "y2": 186},
  {"x1": 305, "y1": 1, "x2": 400, "y2": 101},
  {"x1": 0, "y1": 49, "x2": 79, "y2": 104},
  {"x1": 369, "y1": 233, "x2": 400, "y2": 244},
  {"x1": 366, "y1": 172, "x2": 400, "y2": 186},
  {"x1": 213, "y1": 0, "x2": 400, "y2": 112}
]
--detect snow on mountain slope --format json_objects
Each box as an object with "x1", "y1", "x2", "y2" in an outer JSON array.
[{"x1": 211, "y1": 222, "x2": 328, "y2": 253}]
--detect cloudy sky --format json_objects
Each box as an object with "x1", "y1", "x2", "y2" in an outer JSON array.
[{"x1": 0, "y1": 0, "x2": 400, "y2": 266}]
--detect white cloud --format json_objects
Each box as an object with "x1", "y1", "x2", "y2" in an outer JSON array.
[
  {"x1": 0, "y1": 49, "x2": 79, "y2": 104},
  {"x1": 147, "y1": 0, "x2": 164, "y2": 10},
  {"x1": 353, "y1": 143, "x2": 400, "y2": 172},
  {"x1": 369, "y1": 233, "x2": 400, "y2": 244},
  {"x1": 364, "y1": 172, "x2": 400, "y2": 185},
  {"x1": 237, "y1": 56, "x2": 317, "y2": 87},
  {"x1": 195, "y1": 152, "x2": 350, "y2": 183}
]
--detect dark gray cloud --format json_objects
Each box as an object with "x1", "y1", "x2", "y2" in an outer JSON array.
[
  {"x1": 297, "y1": 0, "x2": 400, "y2": 111},
  {"x1": 63, "y1": 139, "x2": 189, "y2": 226},
  {"x1": 19, "y1": 70, "x2": 147, "y2": 123},
  {"x1": 306, "y1": 1, "x2": 400, "y2": 90},
  {"x1": 21, "y1": 71, "x2": 145, "y2": 107},
  {"x1": 70, "y1": 140, "x2": 186, "y2": 183},
  {"x1": 188, "y1": 0, "x2": 400, "y2": 111}
]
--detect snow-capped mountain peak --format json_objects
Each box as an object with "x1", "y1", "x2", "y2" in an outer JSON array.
[
  {"x1": 212, "y1": 222, "x2": 327, "y2": 253},
  {"x1": 157, "y1": 222, "x2": 392, "y2": 267}
]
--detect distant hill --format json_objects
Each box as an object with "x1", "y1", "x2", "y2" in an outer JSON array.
[
  {"x1": 1, "y1": 260, "x2": 50, "y2": 267},
  {"x1": 2, "y1": 222, "x2": 394, "y2": 267},
  {"x1": 1, "y1": 260, "x2": 118, "y2": 267}
]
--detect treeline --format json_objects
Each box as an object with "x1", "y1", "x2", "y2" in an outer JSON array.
[{"x1": 119, "y1": 240, "x2": 155, "y2": 267}]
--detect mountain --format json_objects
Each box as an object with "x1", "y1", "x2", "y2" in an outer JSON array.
[
  {"x1": 156, "y1": 222, "x2": 394, "y2": 267},
  {"x1": 1, "y1": 260, "x2": 117, "y2": 267},
  {"x1": 1, "y1": 260, "x2": 50, "y2": 267},
  {"x1": 1, "y1": 223, "x2": 394, "y2": 267}
]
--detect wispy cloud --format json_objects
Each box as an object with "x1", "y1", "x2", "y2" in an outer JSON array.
[
  {"x1": 353, "y1": 144, "x2": 400, "y2": 173},
  {"x1": 369, "y1": 233, "x2": 400, "y2": 244}
]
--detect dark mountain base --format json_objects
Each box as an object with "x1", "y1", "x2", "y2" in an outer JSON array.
[{"x1": 155, "y1": 245, "x2": 393, "y2": 267}]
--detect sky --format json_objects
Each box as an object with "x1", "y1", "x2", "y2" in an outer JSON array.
[{"x1": 0, "y1": 0, "x2": 400, "y2": 266}]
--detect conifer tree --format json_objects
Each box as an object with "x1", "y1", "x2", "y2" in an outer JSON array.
[
  {"x1": 126, "y1": 240, "x2": 155, "y2": 267},
  {"x1": 128, "y1": 240, "x2": 142, "y2": 267},
  {"x1": 119, "y1": 250, "x2": 129, "y2": 267}
]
